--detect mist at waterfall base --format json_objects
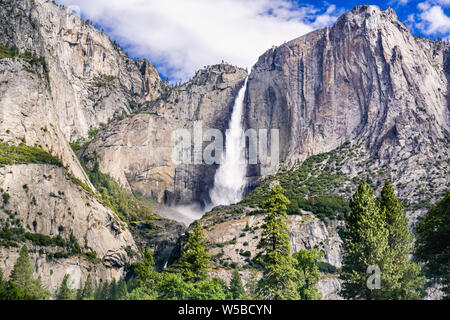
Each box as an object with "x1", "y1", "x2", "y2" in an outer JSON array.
[{"x1": 172, "y1": 78, "x2": 249, "y2": 225}]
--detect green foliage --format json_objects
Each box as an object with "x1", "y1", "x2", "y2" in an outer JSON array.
[
  {"x1": 242, "y1": 147, "x2": 351, "y2": 221},
  {"x1": 340, "y1": 181, "x2": 389, "y2": 300},
  {"x1": 229, "y1": 270, "x2": 246, "y2": 299},
  {"x1": 2, "y1": 192, "x2": 10, "y2": 205},
  {"x1": 82, "y1": 161, "x2": 157, "y2": 225},
  {"x1": 257, "y1": 185, "x2": 300, "y2": 300},
  {"x1": 340, "y1": 181, "x2": 424, "y2": 300},
  {"x1": 180, "y1": 221, "x2": 211, "y2": 282},
  {"x1": 293, "y1": 249, "x2": 322, "y2": 300},
  {"x1": 415, "y1": 191, "x2": 450, "y2": 298},
  {"x1": 0, "y1": 142, "x2": 62, "y2": 168},
  {"x1": 79, "y1": 274, "x2": 94, "y2": 300},
  {"x1": 94, "y1": 280, "x2": 110, "y2": 300},
  {"x1": 154, "y1": 273, "x2": 230, "y2": 300},
  {"x1": 55, "y1": 274, "x2": 75, "y2": 300},
  {"x1": 0, "y1": 246, "x2": 50, "y2": 300},
  {"x1": 88, "y1": 126, "x2": 99, "y2": 139},
  {"x1": 68, "y1": 174, "x2": 95, "y2": 195},
  {"x1": 133, "y1": 247, "x2": 156, "y2": 284},
  {"x1": 0, "y1": 264, "x2": 7, "y2": 299},
  {"x1": 0, "y1": 44, "x2": 49, "y2": 82},
  {"x1": 378, "y1": 180, "x2": 424, "y2": 300},
  {"x1": 317, "y1": 261, "x2": 338, "y2": 274}
]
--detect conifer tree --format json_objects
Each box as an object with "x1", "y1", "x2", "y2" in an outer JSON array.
[
  {"x1": 293, "y1": 249, "x2": 322, "y2": 300},
  {"x1": 180, "y1": 221, "x2": 211, "y2": 282},
  {"x1": 0, "y1": 264, "x2": 7, "y2": 300},
  {"x1": 378, "y1": 180, "x2": 424, "y2": 299},
  {"x1": 110, "y1": 279, "x2": 118, "y2": 300},
  {"x1": 80, "y1": 274, "x2": 94, "y2": 300},
  {"x1": 415, "y1": 191, "x2": 450, "y2": 299},
  {"x1": 94, "y1": 280, "x2": 110, "y2": 300},
  {"x1": 229, "y1": 270, "x2": 246, "y2": 299},
  {"x1": 340, "y1": 181, "x2": 389, "y2": 300},
  {"x1": 55, "y1": 274, "x2": 75, "y2": 300},
  {"x1": 10, "y1": 246, "x2": 34, "y2": 289},
  {"x1": 75, "y1": 279, "x2": 83, "y2": 300},
  {"x1": 117, "y1": 279, "x2": 128, "y2": 300},
  {"x1": 134, "y1": 247, "x2": 156, "y2": 283},
  {"x1": 8, "y1": 246, "x2": 49, "y2": 300},
  {"x1": 257, "y1": 185, "x2": 300, "y2": 300}
]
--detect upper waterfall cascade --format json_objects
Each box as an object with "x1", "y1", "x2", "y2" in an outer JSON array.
[{"x1": 208, "y1": 78, "x2": 249, "y2": 209}]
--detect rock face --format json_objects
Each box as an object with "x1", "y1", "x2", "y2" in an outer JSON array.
[
  {"x1": 0, "y1": 0, "x2": 153, "y2": 292},
  {"x1": 245, "y1": 5, "x2": 450, "y2": 222},
  {"x1": 202, "y1": 209, "x2": 342, "y2": 268},
  {"x1": 0, "y1": 0, "x2": 162, "y2": 143},
  {"x1": 0, "y1": 164, "x2": 138, "y2": 291},
  {"x1": 82, "y1": 64, "x2": 248, "y2": 206},
  {"x1": 247, "y1": 5, "x2": 449, "y2": 164}
]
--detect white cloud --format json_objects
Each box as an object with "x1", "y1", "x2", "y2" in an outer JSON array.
[
  {"x1": 416, "y1": 2, "x2": 450, "y2": 35},
  {"x1": 390, "y1": 0, "x2": 409, "y2": 5},
  {"x1": 57, "y1": 0, "x2": 342, "y2": 82},
  {"x1": 435, "y1": 0, "x2": 450, "y2": 6}
]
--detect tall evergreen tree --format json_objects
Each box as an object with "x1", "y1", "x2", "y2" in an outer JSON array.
[
  {"x1": 117, "y1": 279, "x2": 128, "y2": 300},
  {"x1": 180, "y1": 221, "x2": 211, "y2": 282},
  {"x1": 10, "y1": 246, "x2": 34, "y2": 289},
  {"x1": 109, "y1": 279, "x2": 118, "y2": 300},
  {"x1": 229, "y1": 270, "x2": 246, "y2": 299},
  {"x1": 94, "y1": 280, "x2": 111, "y2": 300},
  {"x1": 293, "y1": 249, "x2": 322, "y2": 300},
  {"x1": 0, "y1": 263, "x2": 7, "y2": 300},
  {"x1": 80, "y1": 274, "x2": 94, "y2": 300},
  {"x1": 134, "y1": 247, "x2": 156, "y2": 283},
  {"x1": 8, "y1": 246, "x2": 49, "y2": 300},
  {"x1": 415, "y1": 191, "x2": 450, "y2": 299},
  {"x1": 378, "y1": 180, "x2": 424, "y2": 299},
  {"x1": 75, "y1": 279, "x2": 83, "y2": 300},
  {"x1": 55, "y1": 274, "x2": 75, "y2": 300},
  {"x1": 340, "y1": 181, "x2": 389, "y2": 300},
  {"x1": 257, "y1": 185, "x2": 300, "y2": 300}
]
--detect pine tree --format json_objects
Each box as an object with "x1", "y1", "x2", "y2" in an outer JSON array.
[
  {"x1": 229, "y1": 270, "x2": 246, "y2": 299},
  {"x1": 117, "y1": 279, "x2": 128, "y2": 300},
  {"x1": 109, "y1": 279, "x2": 118, "y2": 300},
  {"x1": 340, "y1": 181, "x2": 389, "y2": 300},
  {"x1": 378, "y1": 180, "x2": 424, "y2": 299},
  {"x1": 134, "y1": 247, "x2": 156, "y2": 283},
  {"x1": 293, "y1": 249, "x2": 322, "y2": 300},
  {"x1": 10, "y1": 246, "x2": 34, "y2": 289},
  {"x1": 180, "y1": 220, "x2": 211, "y2": 282},
  {"x1": 55, "y1": 274, "x2": 75, "y2": 300},
  {"x1": 80, "y1": 274, "x2": 94, "y2": 300},
  {"x1": 257, "y1": 185, "x2": 300, "y2": 300},
  {"x1": 415, "y1": 191, "x2": 450, "y2": 299},
  {"x1": 0, "y1": 263, "x2": 7, "y2": 300},
  {"x1": 94, "y1": 280, "x2": 110, "y2": 300},
  {"x1": 8, "y1": 245, "x2": 50, "y2": 300}
]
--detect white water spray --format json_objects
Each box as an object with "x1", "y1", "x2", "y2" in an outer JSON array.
[{"x1": 208, "y1": 78, "x2": 248, "y2": 209}]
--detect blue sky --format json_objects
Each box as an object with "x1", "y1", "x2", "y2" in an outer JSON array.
[{"x1": 57, "y1": 0, "x2": 450, "y2": 82}]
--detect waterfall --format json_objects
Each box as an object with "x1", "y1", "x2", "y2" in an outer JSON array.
[{"x1": 208, "y1": 78, "x2": 248, "y2": 209}]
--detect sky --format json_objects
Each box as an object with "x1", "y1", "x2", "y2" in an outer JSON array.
[{"x1": 56, "y1": 0, "x2": 450, "y2": 83}]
